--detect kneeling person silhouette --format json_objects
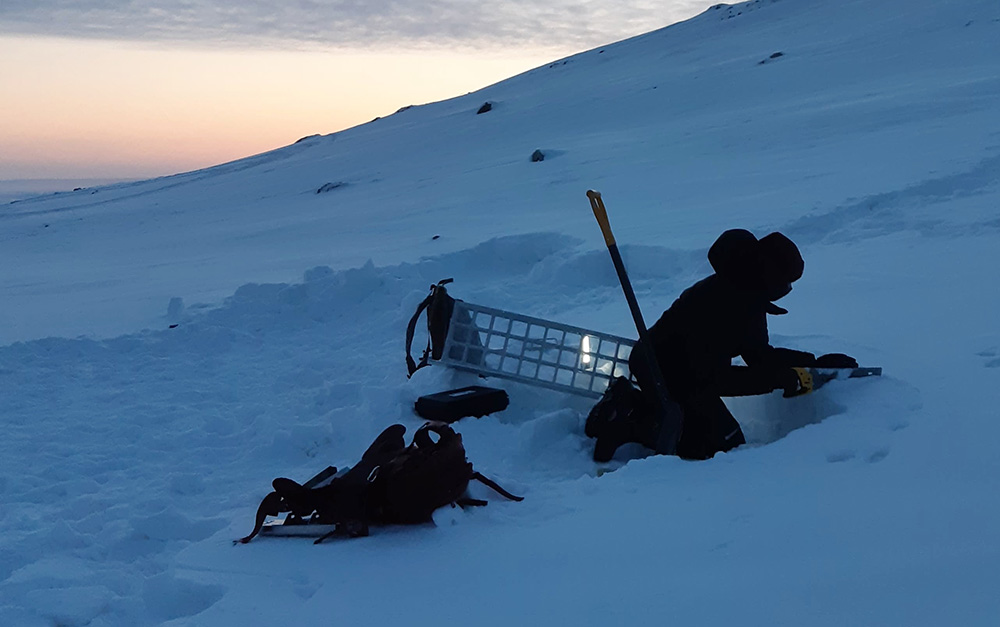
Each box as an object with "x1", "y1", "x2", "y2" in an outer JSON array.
[{"x1": 587, "y1": 229, "x2": 857, "y2": 462}]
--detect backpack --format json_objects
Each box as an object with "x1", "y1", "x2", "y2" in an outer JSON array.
[
  {"x1": 238, "y1": 421, "x2": 522, "y2": 544},
  {"x1": 404, "y1": 279, "x2": 487, "y2": 379},
  {"x1": 405, "y1": 279, "x2": 457, "y2": 377}
]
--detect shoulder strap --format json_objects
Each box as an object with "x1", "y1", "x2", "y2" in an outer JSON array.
[
  {"x1": 413, "y1": 420, "x2": 455, "y2": 448},
  {"x1": 405, "y1": 291, "x2": 434, "y2": 377},
  {"x1": 471, "y1": 471, "x2": 524, "y2": 501},
  {"x1": 237, "y1": 491, "x2": 286, "y2": 544}
]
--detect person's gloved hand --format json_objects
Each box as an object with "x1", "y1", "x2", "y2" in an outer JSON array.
[
  {"x1": 815, "y1": 353, "x2": 858, "y2": 369},
  {"x1": 774, "y1": 368, "x2": 812, "y2": 397}
]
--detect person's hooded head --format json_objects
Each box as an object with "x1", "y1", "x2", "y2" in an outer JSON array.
[
  {"x1": 708, "y1": 229, "x2": 803, "y2": 302},
  {"x1": 757, "y1": 232, "x2": 803, "y2": 301}
]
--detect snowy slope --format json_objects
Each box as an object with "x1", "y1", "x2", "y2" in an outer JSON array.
[{"x1": 2, "y1": 0, "x2": 1000, "y2": 625}]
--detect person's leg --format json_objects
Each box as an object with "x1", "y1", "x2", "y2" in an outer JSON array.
[
  {"x1": 626, "y1": 346, "x2": 687, "y2": 455},
  {"x1": 587, "y1": 346, "x2": 666, "y2": 460},
  {"x1": 674, "y1": 391, "x2": 745, "y2": 459}
]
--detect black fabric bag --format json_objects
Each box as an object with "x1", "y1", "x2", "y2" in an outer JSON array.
[
  {"x1": 405, "y1": 279, "x2": 457, "y2": 377},
  {"x1": 373, "y1": 422, "x2": 476, "y2": 524},
  {"x1": 404, "y1": 279, "x2": 485, "y2": 378},
  {"x1": 584, "y1": 376, "x2": 646, "y2": 440},
  {"x1": 585, "y1": 376, "x2": 668, "y2": 462},
  {"x1": 239, "y1": 422, "x2": 522, "y2": 544}
]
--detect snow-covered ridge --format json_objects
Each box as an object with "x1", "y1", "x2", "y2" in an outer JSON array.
[{"x1": 2, "y1": 0, "x2": 999, "y2": 624}]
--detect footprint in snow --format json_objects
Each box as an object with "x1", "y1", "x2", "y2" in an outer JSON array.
[
  {"x1": 976, "y1": 348, "x2": 1000, "y2": 368},
  {"x1": 867, "y1": 449, "x2": 890, "y2": 463},
  {"x1": 827, "y1": 450, "x2": 856, "y2": 463}
]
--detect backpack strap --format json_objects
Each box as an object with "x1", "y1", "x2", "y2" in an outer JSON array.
[
  {"x1": 237, "y1": 491, "x2": 287, "y2": 544},
  {"x1": 405, "y1": 290, "x2": 435, "y2": 377},
  {"x1": 471, "y1": 471, "x2": 524, "y2": 502},
  {"x1": 237, "y1": 476, "x2": 325, "y2": 544},
  {"x1": 413, "y1": 420, "x2": 454, "y2": 448},
  {"x1": 405, "y1": 278, "x2": 455, "y2": 378}
]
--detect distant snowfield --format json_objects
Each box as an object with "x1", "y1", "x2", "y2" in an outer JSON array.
[
  {"x1": 0, "y1": 179, "x2": 138, "y2": 206},
  {"x1": 2, "y1": 0, "x2": 999, "y2": 625}
]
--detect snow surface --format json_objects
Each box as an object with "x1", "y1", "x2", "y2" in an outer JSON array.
[
  {"x1": 2, "y1": 0, "x2": 1000, "y2": 624},
  {"x1": 0, "y1": 180, "x2": 138, "y2": 206}
]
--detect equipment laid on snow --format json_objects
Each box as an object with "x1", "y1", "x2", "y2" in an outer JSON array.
[
  {"x1": 415, "y1": 385, "x2": 510, "y2": 423},
  {"x1": 406, "y1": 282, "x2": 636, "y2": 399},
  {"x1": 238, "y1": 421, "x2": 522, "y2": 544}
]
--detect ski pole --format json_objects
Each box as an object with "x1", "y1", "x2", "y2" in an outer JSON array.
[{"x1": 587, "y1": 190, "x2": 680, "y2": 455}]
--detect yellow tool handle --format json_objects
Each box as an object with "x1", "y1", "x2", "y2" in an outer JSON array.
[
  {"x1": 786, "y1": 367, "x2": 814, "y2": 397},
  {"x1": 587, "y1": 190, "x2": 616, "y2": 247}
]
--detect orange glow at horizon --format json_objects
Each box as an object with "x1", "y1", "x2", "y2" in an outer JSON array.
[{"x1": 0, "y1": 36, "x2": 569, "y2": 179}]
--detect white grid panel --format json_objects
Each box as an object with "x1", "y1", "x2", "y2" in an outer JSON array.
[{"x1": 440, "y1": 301, "x2": 637, "y2": 398}]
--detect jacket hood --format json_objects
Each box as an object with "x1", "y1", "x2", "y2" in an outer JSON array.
[
  {"x1": 708, "y1": 229, "x2": 759, "y2": 284},
  {"x1": 708, "y1": 229, "x2": 804, "y2": 303},
  {"x1": 758, "y1": 232, "x2": 804, "y2": 284}
]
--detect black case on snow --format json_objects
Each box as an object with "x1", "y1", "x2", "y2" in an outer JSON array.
[{"x1": 414, "y1": 386, "x2": 509, "y2": 423}]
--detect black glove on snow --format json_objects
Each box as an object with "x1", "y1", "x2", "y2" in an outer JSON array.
[{"x1": 815, "y1": 353, "x2": 858, "y2": 369}]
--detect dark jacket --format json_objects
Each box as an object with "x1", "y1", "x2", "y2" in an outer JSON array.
[
  {"x1": 640, "y1": 273, "x2": 814, "y2": 398},
  {"x1": 631, "y1": 229, "x2": 814, "y2": 399}
]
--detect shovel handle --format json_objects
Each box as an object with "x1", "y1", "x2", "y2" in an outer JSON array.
[{"x1": 587, "y1": 190, "x2": 616, "y2": 247}]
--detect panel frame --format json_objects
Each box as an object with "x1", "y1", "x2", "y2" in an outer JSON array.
[{"x1": 440, "y1": 300, "x2": 637, "y2": 398}]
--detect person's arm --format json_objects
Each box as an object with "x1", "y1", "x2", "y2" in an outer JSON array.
[
  {"x1": 736, "y1": 313, "x2": 859, "y2": 395},
  {"x1": 741, "y1": 311, "x2": 815, "y2": 369},
  {"x1": 682, "y1": 333, "x2": 803, "y2": 397},
  {"x1": 714, "y1": 365, "x2": 790, "y2": 396},
  {"x1": 712, "y1": 312, "x2": 814, "y2": 396},
  {"x1": 743, "y1": 325, "x2": 858, "y2": 370},
  {"x1": 766, "y1": 347, "x2": 817, "y2": 367}
]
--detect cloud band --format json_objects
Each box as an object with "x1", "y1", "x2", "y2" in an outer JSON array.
[{"x1": 0, "y1": 0, "x2": 714, "y2": 50}]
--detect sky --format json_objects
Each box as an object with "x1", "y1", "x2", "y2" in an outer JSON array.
[{"x1": 0, "y1": 0, "x2": 715, "y2": 183}]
